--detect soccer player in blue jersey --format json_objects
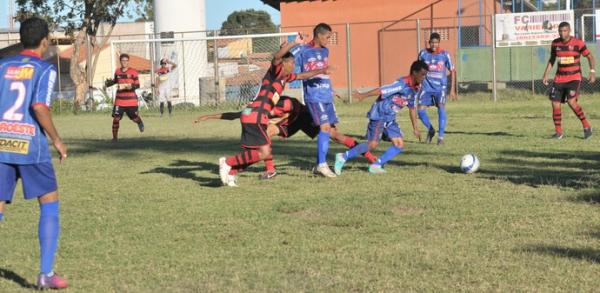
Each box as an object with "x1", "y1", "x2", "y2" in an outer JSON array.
[
  {"x1": 0, "y1": 17, "x2": 68, "y2": 290},
  {"x1": 291, "y1": 23, "x2": 377, "y2": 177},
  {"x1": 417, "y1": 33, "x2": 457, "y2": 145},
  {"x1": 334, "y1": 60, "x2": 428, "y2": 175}
]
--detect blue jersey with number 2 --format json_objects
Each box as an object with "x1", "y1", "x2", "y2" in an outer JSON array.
[{"x1": 0, "y1": 51, "x2": 56, "y2": 164}]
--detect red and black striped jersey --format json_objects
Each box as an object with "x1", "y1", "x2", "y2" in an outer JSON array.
[
  {"x1": 240, "y1": 63, "x2": 296, "y2": 125},
  {"x1": 550, "y1": 37, "x2": 590, "y2": 83},
  {"x1": 269, "y1": 96, "x2": 304, "y2": 126},
  {"x1": 113, "y1": 67, "x2": 140, "y2": 107}
]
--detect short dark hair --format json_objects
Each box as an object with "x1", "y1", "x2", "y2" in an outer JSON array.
[
  {"x1": 119, "y1": 53, "x2": 130, "y2": 61},
  {"x1": 19, "y1": 17, "x2": 49, "y2": 49},
  {"x1": 410, "y1": 60, "x2": 429, "y2": 74},
  {"x1": 558, "y1": 22, "x2": 570, "y2": 29},
  {"x1": 282, "y1": 52, "x2": 294, "y2": 60},
  {"x1": 429, "y1": 32, "x2": 441, "y2": 41},
  {"x1": 313, "y1": 23, "x2": 332, "y2": 37}
]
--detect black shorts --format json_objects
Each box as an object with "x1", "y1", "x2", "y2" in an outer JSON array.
[
  {"x1": 279, "y1": 110, "x2": 319, "y2": 139},
  {"x1": 241, "y1": 123, "x2": 271, "y2": 148},
  {"x1": 112, "y1": 106, "x2": 139, "y2": 119},
  {"x1": 549, "y1": 81, "x2": 581, "y2": 103}
]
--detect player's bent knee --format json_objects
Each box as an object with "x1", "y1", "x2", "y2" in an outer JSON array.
[
  {"x1": 38, "y1": 191, "x2": 59, "y2": 204},
  {"x1": 368, "y1": 141, "x2": 379, "y2": 150},
  {"x1": 393, "y1": 139, "x2": 404, "y2": 148}
]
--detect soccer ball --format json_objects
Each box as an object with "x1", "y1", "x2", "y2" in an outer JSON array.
[{"x1": 460, "y1": 154, "x2": 480, "y2": 174}]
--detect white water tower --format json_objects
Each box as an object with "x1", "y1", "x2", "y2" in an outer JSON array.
[{"x1": 153, "y1": 0, "x2": 209, "y2": 104}]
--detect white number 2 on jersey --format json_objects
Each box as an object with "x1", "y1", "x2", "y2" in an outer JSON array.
[{"x1": 3, "y1": 81, "x2": 26, "y2": 121}]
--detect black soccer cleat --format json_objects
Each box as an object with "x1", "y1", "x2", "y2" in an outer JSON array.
[
  {"x1": 552, "y1": 132, "x2": 564, "y2": 140},
  {"x1": 258, "y1": 171, "x2": 277, "y2": 180},
  {"x1": 426, "y1": 127, "x2": 436, "y2": 143},
  {"x1": 584, "y1": 128, "x2": 592, "y2": 139},
  {"x1": 437, "y1": 138, "x2": 444, "y2": 145}
]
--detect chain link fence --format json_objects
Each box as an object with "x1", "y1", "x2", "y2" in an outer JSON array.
[{"x1": 108, "y1": 32, "x2": 296, "y2": 111}]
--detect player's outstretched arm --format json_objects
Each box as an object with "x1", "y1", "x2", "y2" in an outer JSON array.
[
  {"x1": 352, "y1": 88, "x2": 381, "y2": 102},
  {"x1": 408, "y1": 107, "x2": 421, "y2": 142},
  {"x1": 33, "y1": 105, "x2": 67, "y2": 163},
  {"x1": 273, "y1": 34, "x2": 305, "y2": 66},
  {"x1": 193, "y1": 112, "x2": 241, "y2": 123},
  {"x1": 295, "y1": 67, "x2": 328, "y2": 80}
]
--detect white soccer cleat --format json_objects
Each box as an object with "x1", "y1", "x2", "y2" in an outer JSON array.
[
  {"x1": 226, "y1": 174, "x2": 238, "y2": 187},
  {"x1": 316, "y1": 163, "x2": 337, "y2": 178},
  {"x1": 218, "y1": 157, "x2": 231, "y2": 185}
]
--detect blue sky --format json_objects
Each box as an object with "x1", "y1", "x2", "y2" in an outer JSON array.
[{"x1": 0, "y1": 0, "x2": 280, "y2": 29}]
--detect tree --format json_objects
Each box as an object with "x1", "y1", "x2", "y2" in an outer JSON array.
[
  {"x1": 16, "y1": 0, "x2": 149, "y2": 112},
  {"x1": 220, "y1": 9, "x2": 276, "y2": 35}
]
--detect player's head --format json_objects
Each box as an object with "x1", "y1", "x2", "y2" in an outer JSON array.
[
  {"x1": 160, "y1": 59, "x2": 167, "y2": 67},
  {"x1": 19, "y1": 17, "x2": 50, "y2": 53},
  {"x1": 119, "y1": 53, "x2": 130, "y2": 68},
  {"x1": 429, "y1": 32, "x2": 441, "y2": 51},
  {"x1": 410, "y1": 60, "x2": 429, "y2": 84},
  {"x1": 312, "y1": 23, "x2": 332, "y2": 47},
  {"x1": 281, "y1": 52, "x2": 295, "y2": 74},
  {"x1": 558, "y1": 22, "x2": 571, "y2": 39}
]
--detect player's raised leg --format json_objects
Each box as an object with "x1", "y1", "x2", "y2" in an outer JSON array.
[{"x1": 370, "y1": 136, "x2": 404, "y2": 174}]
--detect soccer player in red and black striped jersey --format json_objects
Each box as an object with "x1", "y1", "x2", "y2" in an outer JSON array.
[
  {"x1": 217, "y1": 35, "x2": 329, "y2": 187},
  {"x1": 542, "y1": 22, "x2": 595, "y2": 140},
  {"x1": 105, "y1": 54, "x2": 145, "y2": 142},
  {"x1": 196, "y1": 95, "x2": 377, "y2": 180}
]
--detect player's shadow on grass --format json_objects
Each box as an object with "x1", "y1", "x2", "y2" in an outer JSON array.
[
  {"x1": 523, "y1": 245, "x2": 600, "y2": 264},
  {"x1": 69, "y1": 138, "x2": 245, "y2": 158},
  {"x1": 0, "y1": 268, "x2": 37, "y2": 289},
  {"x1": 141, "y1": 160, "x2": 223, "y2": 188},
  {"x1": 478, "y1": 149, "x2": 600, "y2": 190},
  {"x1": 444, "y1": 130, "x2": 524, "y2": 137}
]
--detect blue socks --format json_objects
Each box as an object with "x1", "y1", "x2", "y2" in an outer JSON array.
[
  {"x1": 0, "y1": 212, "x2": 3, "y2": 221},
  {"x1": 317, "y1": 131, "x2": 330, "y2": 165},
  {"x1": 418, "y1": 109, "x2": 433, "y2": 130},
  {"x1": 375, "y1": 145, "x2": 403, "y2": 166},
  {"x1": 39, "y1": 201, "x2": 60, "y2": 275},
  {"x1": 343, "y1": 142, "x2": 369, "y2": 161},
  {"x1": 438, "y1": 107, "x2": 447, "y2": 139}
]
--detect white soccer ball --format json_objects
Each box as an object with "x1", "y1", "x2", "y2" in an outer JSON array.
[{"x1": 460, "y1": 154, "x2": 480, "y2": 174}]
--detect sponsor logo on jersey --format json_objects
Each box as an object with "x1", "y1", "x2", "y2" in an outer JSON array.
[
  {"x1": 0, "y1": 138, "x2": 29, "y2": 154},
  {"x1": 4, "y1": 66, "x2": 34, "y2": 80},
  {"x1": 0, "y1": 122, "x2": 36, "y2": 136}
]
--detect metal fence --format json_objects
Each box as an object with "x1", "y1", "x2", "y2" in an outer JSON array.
[{"x1": 108, "y1": 32, "x2": 296, "y2": 110}]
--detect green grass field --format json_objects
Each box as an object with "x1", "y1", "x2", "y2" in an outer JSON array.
[{"x1": 2, "y1": 92, "x2": 600, "y2": 292}]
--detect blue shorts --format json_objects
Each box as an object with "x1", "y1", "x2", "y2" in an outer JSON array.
[
  {"x1": 0, "y1": 162, "x2": 58, "y2": 203},
  {"x1": 366, "y1": 120, "x2": 402, "y2": 142},
  {"x1": 306, "y1": 102, "x2": 339, "y2": 126},
  {"x1": 418, "y1": 90, "x2": 446, "y2": 107}
]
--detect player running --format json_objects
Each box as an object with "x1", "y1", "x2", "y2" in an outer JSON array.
[
  {"x1": 291, "y1": 23, "x2": 377, "y2": 178},
  {"x1": 0, "y1": 17, "x2": 69, "y2": 290},
  {"x1": 105, "y1": 53, "x2": 145, "y2": 142},
  {"x1": 155, "y1": 58, "x2": 177, "y2": 117},
  {"x1": 542, "y1": 21, "x2": 595, "y2": 140},
  {"x1": 197, "y1": 95, "x2": 377, "y2": 179},
  {"x1": 417, "y1": 32, "x2": 456, "y2": 145},
  {"x1": 334, "y1": 60, "x2": 428, "y2": 175},
  {"x1": 218, "y1": 35, "x2": 328, "y2": 187}
]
